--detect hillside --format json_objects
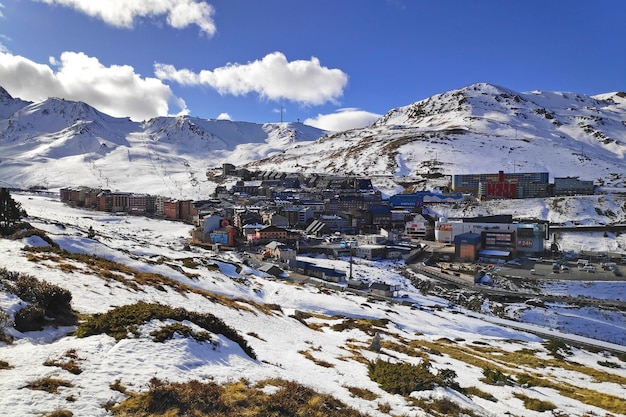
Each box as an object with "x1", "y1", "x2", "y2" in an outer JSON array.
[
  {"x1": 249, "y1": 83, "x2": 626, "y2": 193},
  {"x1": 2, "y1": 83, "x2": 626, "y2": 201},
  {"x1": 0, "y1": 86, "x2": 326, "y2": 199},
  {"x1": 1, "y1": 193, "x2": 625, "y2": 417}
]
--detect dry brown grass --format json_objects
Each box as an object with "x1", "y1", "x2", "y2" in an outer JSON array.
[
  {"x1": 43, "y1": 349, "x2": 83, "y2": 375},
  {"x1": 22, "y1": 246, "x2": 280, "y2": 316},
  {"x1": 110, "y1": 377, "x2": 369, "y2": 417},
  {"x1": 298, "y1": 349, "x2": 335, "y2": 368},
  {"x1": 344, "y1": 385, "x2": 378, "y2": 401},
  {"x1": 24, "y1": 377, "x2": 74, "y2": 394},
  {"x1": 403, "y1": 337, "x2": 626, "y2": 414},
  {"x1": 44, "y1": 410, "x2": 73, "y2": 417}
]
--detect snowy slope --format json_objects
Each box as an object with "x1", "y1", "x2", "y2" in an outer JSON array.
[
  {"x1": 2, "y1": 83, "x2": 626, "y2": 200},
  {"x1": 1, "y1": 193, "x2": 625, "y2": 417},
  {"x1": 0, "y1": 88, "x2": 326, "y2": 197},
  {"x1": 251, "y1": 83, "x2": 626, "y2": 191}
]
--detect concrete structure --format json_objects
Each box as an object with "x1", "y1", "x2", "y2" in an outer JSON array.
[
  {"x1": 454, "y1": 232, "x2": 482, "y2": 261},
  {"x1": 452, "y1": 171, "x2": 549, "y2": 198},
  {"x1": 404, "y1": 214, "x2": 429, "y2": 238},
  {"x1": 435, "y1": 216, "x2": 546, "y2": 255},
  {"x1": 554, "y1": 176, "x2": 595, "y2": 195},
  {"x1": 389, "y1": 192, "x2": 464, "y2": 208}
]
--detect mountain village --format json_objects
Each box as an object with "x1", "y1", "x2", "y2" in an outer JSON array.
[
  {"x1": 2, "y1": 83, "x2": 626, "y2": 417},
  {"x1": 57, "y1": 162, "x2": 624, "y2": 289}
]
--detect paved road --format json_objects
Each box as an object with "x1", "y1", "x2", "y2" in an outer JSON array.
[{"x1": 409, "y1": 263, "x2": 626, "y2": 355}]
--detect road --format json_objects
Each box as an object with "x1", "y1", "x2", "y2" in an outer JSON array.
[{"x1": 407, "y1": 263, "x2": 626, "y2": 355}]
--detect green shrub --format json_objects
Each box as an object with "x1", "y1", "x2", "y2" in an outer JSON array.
[
  {"x1": 150, "y1": 323, "x2": 213, "y2": 344},
  {"x1": 0, "y1": 268, "x2": 75, "y2": 331},
  {"x1": 75, "y1": 301, "x2": 255, "y2": 359},
  {"x1": 598, "y1": 360, "x2": 621, "y2": 369},
  {"x1": 14, "y1": 304, "x2": 46, "y2": 332},
  {"x1": 481, "y1": 367, "x2": 513, "y2": 386},
  {"x1": 0, "y1": 308, "x2": 13, "y2": 344},
  {"x1": 544, "y1": 339, "x2": 571, "y2": 360},
  {"x1": 368, "y1": 359, "x2": 452, "y2": 396},
  {"x1": 0, "y1": 188, "x2": 25, "y2": 235},
  {"x1": 412, "y1": 397, "x2": 479, "y2": 416}
]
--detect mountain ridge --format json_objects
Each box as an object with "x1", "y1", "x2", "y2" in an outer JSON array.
[
  {"x1": 1, "y1": 83, "x2": 625, "y2": 197},
  {"x1": 249, "y1": 83, "x2": 626, "y2": 192},
  {"x1": 0, "y1": 88, "x2": 326, "y2": 196}
]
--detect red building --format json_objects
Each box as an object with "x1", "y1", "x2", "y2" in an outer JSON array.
[
  {"x1": 479, "y1": 171, "x2": 517, "y2": 200},
  {"x1": 163, "y1": 200, "x2": 199, "y2": 222},
  {"x1": 485, "y1": 182, "x2": 517, "y2": 199}
]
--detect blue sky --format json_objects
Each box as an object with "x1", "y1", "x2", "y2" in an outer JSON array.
[{"x1": 1, "y1": 0, "x2": 625, "y2": 131}]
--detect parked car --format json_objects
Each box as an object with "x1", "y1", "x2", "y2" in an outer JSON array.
[
  {"x1": 602, "y1": 262, "x2": 617, "y2": 270},
  {"x1": 582, "y1": 265, "x2": 596, "y2": 273}
]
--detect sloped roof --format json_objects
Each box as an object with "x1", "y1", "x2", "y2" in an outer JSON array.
[
  {"x1": 258, "y1": 263, "x2": 284, "y2": 276},
  {"x1": 265, "y1": 241, "x2": 285, "y2": 249}
]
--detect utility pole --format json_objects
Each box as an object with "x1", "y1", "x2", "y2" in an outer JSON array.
[
  {"x1": 280, "y1": 106, "x2": 284, "y2": 123},
  {"x1": 346, "y1": 240, "x2": 357, "y2": 281}
]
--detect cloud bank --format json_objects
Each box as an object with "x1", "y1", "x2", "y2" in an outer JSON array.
[
  {"x1": 155, "y1": 51, "x2": 349, "y2": 105},
  {"x1": 36, "y1": 0, "x2": 216, "y2": 35},
  {"x1": 304, "y1": 108, "x2": 381, "y2": 132},
  {"x1": 0, "y1": 51, "x2": 186, "y2": 120}
]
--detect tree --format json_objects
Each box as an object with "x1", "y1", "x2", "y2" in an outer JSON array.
[{"x1": 0, "y1": 188, "x2": 24, "y2": 234}]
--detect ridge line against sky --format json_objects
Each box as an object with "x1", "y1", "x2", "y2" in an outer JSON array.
[{"x1": 0, "y1": 0, "x2": 625, "y2": 131}]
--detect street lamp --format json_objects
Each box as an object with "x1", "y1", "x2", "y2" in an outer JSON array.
[{"x1": 345, "y1": 240, "x2": 358, "y2": 281}]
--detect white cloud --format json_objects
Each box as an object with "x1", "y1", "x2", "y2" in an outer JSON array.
[
  {"x1": 216, "y1": 112, "x2": 231, "y2": 120},
  {"x1": 36, "y1": 0, "x2": 216, "y2": 35},
  {"x1": 304, "y1": 108, "x2": 381, "y2": 132},
  {"x1": 0, "y1": 51, "x2": 187, "y2": 120},
  {"x1": 155, "y1": 51, "x2": 349, "y2": 105}
]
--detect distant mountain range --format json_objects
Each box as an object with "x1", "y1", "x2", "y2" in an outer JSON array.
[
  {"x1": 1, "y1": 83, "x2": 625, "y2": 198},
  {"x1": 0, "y1": 86, "x2": 325, "y2": 199}
]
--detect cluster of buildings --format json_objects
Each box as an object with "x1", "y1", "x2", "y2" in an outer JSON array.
[
  {"x1": 59, "y1": 187, "x2": 198, "y2": 222},
  {"x1": 451, "y1": 171, "x2": 594, "y2": 200},
  {"x1": 60, "y1": 167, "x2": 596, "y2": 264},
  {"x1": 434, "y1": 215, "x2": 549, "y2": 263}
]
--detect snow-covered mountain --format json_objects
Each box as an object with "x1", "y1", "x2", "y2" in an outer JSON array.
[
  {"x1": 0, "y1": 88, "x2": 326, "y2": 198},
  {"x1": 3, "y1": 84, "x2": 626, "y2": 416},
  {"x1": 250, "y1": 83, "x2": 626, "y2": 192},
  {"x1": 1, "y1": 82, "x2": 625, "y2": 198}
]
